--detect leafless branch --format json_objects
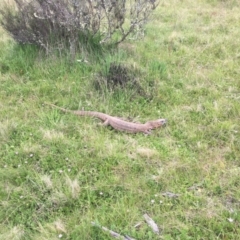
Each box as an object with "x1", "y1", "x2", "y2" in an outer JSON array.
[{"x1": 0, "y1": 0, "x2": 160, "y2": 56}]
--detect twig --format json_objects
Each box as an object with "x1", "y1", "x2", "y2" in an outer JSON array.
[
  {"x1": 133, "y1": 222, "x2": 142, "y2": 229},
  {"x1": 162, "y1": 191, "x2": 180, "y2": 198},
  {"x1": 143, "y1": 214, "x2": 160, "y2": 235},
  {"x1": 91, "y1": 222, "x2": 136, "y2": 240}
]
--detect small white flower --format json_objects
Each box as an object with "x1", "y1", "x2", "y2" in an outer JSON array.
[
  {"x1": 151, "y1": 199, "x2": 155, "y2": 204},
  {"x1": 99, "y1": 192, "x2": 103, "y2": 195},
  {"x1": 58, "y1": 234, "x2": 63, "y2": 238},
  {"x1": 4, "y1": 165, "x2": 7, "y2": 168},
  {"x1": 65, "y1": 158, "x2": 69, "y2": 161},
  {"x1": 159, "y1": 200, "x2": 163, "y2": 204},
  {"x1": 25, "y1": 161, "x2": 28, "y2": 164},
  {"x1": 59, "y1": 170, "x2": 63, "y2": 174},
  {"x1": 15, "y1": 152, "x2": 19, "y2": 155},
  {"x1": 18, "y1": 164, "x2": 21, "y2": 168},
  {"x1": 68, "y1": 168, "x2": 71, "y2": 172},
  {"x1": 154, "y1": 194, "x2": 158, "y2": 197},
  {"x1": 20, "y1": 196, "x2": 23, "y2": 199},
  {"x1": 227, "y1": 218, "x2": 234, "y2": 223},
  {"x1": 30, "y1": 154, "x2": 33, "y2": 157}
]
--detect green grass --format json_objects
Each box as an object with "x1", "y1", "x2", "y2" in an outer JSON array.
[{"x1": 0, "y1": 0, "x2": 240, "y2": 239}]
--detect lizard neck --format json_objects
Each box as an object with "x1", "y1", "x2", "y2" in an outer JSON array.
[{"x1": 145, "y1": 120, "x2": 163, "y2": 129}]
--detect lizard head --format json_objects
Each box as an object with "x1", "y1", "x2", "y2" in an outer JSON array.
[{"x1": 148, "y1": 119, "x2": 167, "y2": 128}]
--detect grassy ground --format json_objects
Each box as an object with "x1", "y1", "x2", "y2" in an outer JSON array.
[{"x1": 0, "y1": 0, "x2": 240, "y2": 239}]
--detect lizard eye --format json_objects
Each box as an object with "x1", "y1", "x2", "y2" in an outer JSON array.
[{"x1": 161, "y1": 119, "x2": 167, "y2": 124}]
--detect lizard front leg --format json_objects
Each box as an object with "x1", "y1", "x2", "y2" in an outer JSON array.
[{"x1": 144, "y1": 129, "x2": 152, "y2": 135}]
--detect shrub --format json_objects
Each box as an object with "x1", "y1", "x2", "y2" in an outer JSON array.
[
  {"x1": 0, "y1": 0, "x2": 159, "y2": 57},
  {"x1": 93, "y1": 62, "x2": 149, "y2": 99}
]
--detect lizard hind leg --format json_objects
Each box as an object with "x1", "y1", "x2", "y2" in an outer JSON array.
[
  {"x1": 96, "y1": 118, "x2": 109, "y2": 127},
  {"x1": 102, "y1": 119, "x2": 109, "y2": 126}
]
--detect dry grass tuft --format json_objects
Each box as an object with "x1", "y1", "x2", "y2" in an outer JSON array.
[
  {"x1": 136, "y1": 147, "x2": 158, "y2": 159},
  {"x1": 54, "y1": 219, "x2": 67, "y2": 234},
  {"x1": 0, "y1": 225, "x2": 25, "y2": 240},
  {"x1": 42, "y1": 129, "x2": 64, "y2": 141},
  {"x1": 65, "y1": 175, "x2": 80, "y2": 199},
  {"x1": 40, "y1": 175, "x2": 53, "y2": 189}
]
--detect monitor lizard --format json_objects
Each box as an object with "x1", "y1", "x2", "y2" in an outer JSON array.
[{"x1": 45, "y1": 103, "x2": 166, "y2": 134}]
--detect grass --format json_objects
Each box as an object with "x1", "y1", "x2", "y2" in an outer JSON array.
[{"x1": 0, "y1": 0, "x2": 240, "y2": 239}]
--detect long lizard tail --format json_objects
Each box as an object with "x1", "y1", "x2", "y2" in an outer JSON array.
[
  {"x1": 44, "y1": 102, "x2": 73, "y2": 113},
  {"x1": 44, "y1": 102, "x2": 109, "y2": 121}
]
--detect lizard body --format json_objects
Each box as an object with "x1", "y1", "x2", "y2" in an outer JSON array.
[{"x1": 45, "y1": 103, "x2": 166, "y2": 134}]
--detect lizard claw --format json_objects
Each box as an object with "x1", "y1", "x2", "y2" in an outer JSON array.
[{"x1": 144, "y1": 130, "x2": 152, "y2": 135}]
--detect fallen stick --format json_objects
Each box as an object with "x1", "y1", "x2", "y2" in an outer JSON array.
[
  {"x1": 91, "y1": 222, "x2": 136, "y2": 240},
  {"x1": 162, "y1": 191, "x2": 180, "y2": 198},
  {"x1": 143, "y1": 214, "x2": 160, "y2": 235},
  {"x1": 133, "y1": 222, "x2": 142, "y2": 229}
]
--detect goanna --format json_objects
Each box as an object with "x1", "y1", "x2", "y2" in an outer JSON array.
[{"x1": 45, "y1": 103, "x2": 166, "y2": 134}]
